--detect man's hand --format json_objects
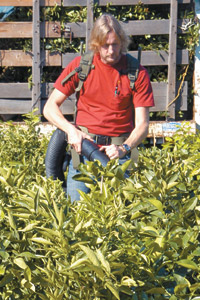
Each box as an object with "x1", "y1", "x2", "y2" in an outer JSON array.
[
  {"x1": 99, "y1": 144, "x2": 127, "y2": 160},
  {"x1": 68, "y1": 127, "x2": 93, "y2": 154}
]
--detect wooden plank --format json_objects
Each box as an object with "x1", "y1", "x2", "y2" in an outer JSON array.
[
  {"x1": 0, "y1": 0, "x2": 61, "y2": 6},
  {"x1": 32, "y1": 0, "x2": 41, "y2": 113},
  {"x1": 0, "y1": 83, "x2": 31, "y2": 98},
  {"x1": 0, "y1": 50, "x2": 61, "y2": 66},
  {"x1": 121, "y1": 20, "x2": 171, "y2": 35},
  {"x1": 0, "y1": 50, "x2": 33, "y2": 66},
  {"x1": 62, "y1": 19, "x2": 187, "y2": 39},
  {"x1": 121, "y1": 19, "x2": 187, "y2": 35},
  {"x1": 62, "y1": 49, "x2": 189, "y2": 68},
  {"x1": 167, "y1": 0, "x2": 178, "y2": 119},
  {"x1": 151, "y1": 81, "x2": 187, "y2": 112},
  {"x1": 129, "y1": 50, "x2": 189, "y2": 66},
  {"x1": 97, "y1": 0, "x2": 191, "y2": 4},
  {"x1": 41, "y1": 21, "x2": 61, "y2": 38},
  {"x1": 41, "y1": 83, "x2": 54, "y2": 98},
  {"x1": 0, "y1": 22, "x2": 32, "y2": 38},
  {"x1": 0, "y1": 100, "x2": 32, "y2": 114},
  {"x1": 43, "y1": 51, "x2": 62, "y2": 66},
  {"x1": 194, "y1": 0, "x2": 200, "y2": 129},
  {"x1": 63, "y1": 22, "x2": 86, "y2": 38},
  {"x1": 86, "y1": 0, "x2": 94, "y2": 51},
  {"x1": 0, "y1": 81, "x2": 187, "y2": 114},
  {"x1": 0, "y1": 22, "x2": 61, "y2": 38},
  {"x1": 63, "y1": 0, "x2": 191, "y2": 6},
  {"x1": 0, "y1": 19, "x2": 187, "y2": 39}
]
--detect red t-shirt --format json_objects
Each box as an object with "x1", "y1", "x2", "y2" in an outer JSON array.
[{"x1": 54, "y1": 53, "x2": 154, "y2": 136}]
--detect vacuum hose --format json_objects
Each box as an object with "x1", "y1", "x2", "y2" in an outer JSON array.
[
  {"x1": 45, "y1": 128, "x2": 110, "y2": 186},
  {"x1": 81, "y1": 139, "x2": 110, "y2": 166}
]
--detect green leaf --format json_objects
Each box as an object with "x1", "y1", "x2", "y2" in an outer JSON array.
[
  {"x1": 14, "y1": 257, "x2": 28, "y2": 269},
  {"x1": 176, "y1": 259, "x2": 199, "y2": 271},
  {"x1": 72, "y1": 174, "x2": 94, "y2": 184},
  {"x1": 119, "y1": 159, "x2": 132, "y2": 173},
  {"x1": 19, "y1": 252, "x2": 44, "y2": 259},
  {"x1": 20, "y1": 222, "x2": 39, "y2": 232},
  {"x1": 177, "y1": 183, "x2": 187, "y2": 191},
  {"x1": 17, "y1": 172, "x2": 26, "y2": 188},
  {"x1": 69, "y1": 258, "x2": 88, "y2": 269},
  {"x1": 144, "y1": 170, "x2": 155, "y2": 182},
  {"x1": 146, "y1": 287, "x2": 166, "y2": 294},
  {"x1": 121, "y1": 276, "x2": 144, "y2": 287},
  {"x1": 168, "y1": 173, "x2": 179, "y2": 184},
  {"x1": 167, "y1": 181, "x2": 179, "y2": 189},
  {"x1": 13, "y1": 167, "x2": 28, "y2": 187},
  {"x1": 18, "y1": 189, "x2": 35, "y2": 198},
  {"x1": 88, "y1": 264, "x2": 105, "y2": 280},
  {"x1": 0, "y1": 273, "x2": 13, "y2": 287},
  {"x1": 174, "y1": 283, "x2": 189, "y2": 294},
  {"x1": 148, "y1": 199, "x2": 163, "y2": 212},
  {"x1": 96, "y1": 249, "x2": 111, "y2": 273},
  {"x1": 7, "y1": 210, "x2": 16, "y2": 231},
  {"x1": 74, "y1": 220, "x2": 83, "y2": 233},
  {"x1": 34, "y1": 189, "x2": 40, "y2": 213},
  {"x1": 0, "y1": 176, "x2": 10, "y2": 186},
  {"x1": 0, "y1": 266, "x2": 5, "y2": 275},
  {"x1": 0, "y1": 249, "x2": 9, "y2": 260},
  {"x1": 79, "y1": 245, "x2": 100, "y2": 267},
  {"x1": 105, "y1": 281, "x2": 120, "y2": 300},
  {"x1": 31, "y1": 237, "x2": 53, "y2": 245},
  {"x1": 24, "y1": 266, "x2": 32, "y2": 282},
  {"x1": 141, "y1": 226, "x2": 159, "y2": 236}
]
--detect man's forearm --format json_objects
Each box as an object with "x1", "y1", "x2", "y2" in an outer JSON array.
[{"x1": 124, "y1": 121, "x2": 149, "y2": 149}]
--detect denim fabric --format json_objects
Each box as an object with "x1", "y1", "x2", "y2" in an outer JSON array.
[
  {"x1": 66, "y1": 155, "x2": 90, "y2": 202},
  {"x1": 66, "y1": 153, "x2": 131, "y2": 202}
]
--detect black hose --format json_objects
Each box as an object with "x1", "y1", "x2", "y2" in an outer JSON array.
[
  {"x1": 45, "y1": 128, "x2": 68, "y2": 187},
  {"x1": 45, "y1": 128, "x2": 110, "y2": 186},
  {"x1": 81, "y1": 139, "x2": 110, "y2": 167}
]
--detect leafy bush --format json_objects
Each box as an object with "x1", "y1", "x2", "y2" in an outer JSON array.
[{"x1": 0, "y1": 115, "x2": 200, "y2": 299}]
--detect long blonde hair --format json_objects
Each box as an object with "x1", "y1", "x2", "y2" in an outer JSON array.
[{"x1": 89, "y1": 14, "x2": 129, "y2": 53}]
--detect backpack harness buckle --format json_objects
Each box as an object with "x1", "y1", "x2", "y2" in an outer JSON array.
[{"x1": 93, "y1": 135, "x2": 112, "y2": 145}]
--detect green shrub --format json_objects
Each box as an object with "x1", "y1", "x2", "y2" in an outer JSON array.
[{"x1": 0, "y1": 116, "x2": 200, "y2": 299}]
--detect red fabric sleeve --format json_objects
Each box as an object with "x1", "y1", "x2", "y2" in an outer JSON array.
[
  {"x1": 53, "y1": 56, "x2": 82, "y2": 96},
  {"x1": 132, "y1": 65, "x2": 154, "y2": 108}
]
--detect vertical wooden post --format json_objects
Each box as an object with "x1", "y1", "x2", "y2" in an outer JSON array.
[
  {"x1": 194, "y1": 0, "x2": 200, "y2": 130},
  {"x1": 167, "y1": 0, "x2": 178, "y2": 120},
  {"x1": 32, "y1": 0, "x2": 41, "y2": 114},
  {"x1": 86, "y1": 0, "x2": 94, "y2": 51}
]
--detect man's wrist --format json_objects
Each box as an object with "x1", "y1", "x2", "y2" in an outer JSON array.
[{"x1": 121, "y1": 143, "x2": 131, "y2": 154}]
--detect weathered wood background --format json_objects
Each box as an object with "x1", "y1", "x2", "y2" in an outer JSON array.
[{"x1": 0, "y1": 0, "x2": 194, "y2": 136}]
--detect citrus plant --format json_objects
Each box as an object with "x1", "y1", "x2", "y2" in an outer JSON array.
[{"x1": 0, "y1": 114, "x2": 200, "y2": 299}]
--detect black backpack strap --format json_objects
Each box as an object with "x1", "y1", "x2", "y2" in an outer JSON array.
[{"x1": 126, "y1": 53, "x2": 140, "y2": 90}]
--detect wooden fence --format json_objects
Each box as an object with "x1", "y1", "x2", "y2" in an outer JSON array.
[{"x1": 0, "y1": 0, "x2": 195, "y2": 137}]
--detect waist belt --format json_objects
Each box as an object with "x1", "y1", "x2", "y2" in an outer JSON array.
[
  {"x1": 79, "y1": 126, "x2": 129, "y2": 145},
  {"x1": 91, "y1": 134, "x2": 127, "y2": 145}
]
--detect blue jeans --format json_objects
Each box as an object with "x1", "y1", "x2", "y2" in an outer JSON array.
[{"x1": 66, "y1": 153, "x2": 131, "y2": 202}]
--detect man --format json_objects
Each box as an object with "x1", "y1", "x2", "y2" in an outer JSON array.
[{"x1": 43, "y1": 14, "x2": 154, "y2": 201}]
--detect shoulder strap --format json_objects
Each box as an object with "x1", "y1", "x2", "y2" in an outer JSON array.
[
  {"x1": 61, "y1": 52, "x2": 94, "y2": 92},
  {"x1": 75, "y1": 52, "x2": 94, "y2": 92},
  {"x1": 126, "y1": 53, "x2": 140, "y2": 90}
]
